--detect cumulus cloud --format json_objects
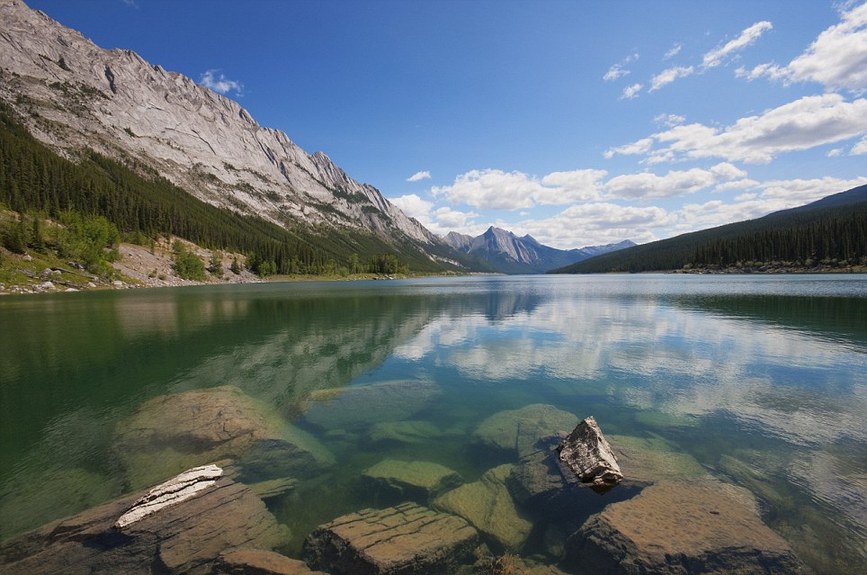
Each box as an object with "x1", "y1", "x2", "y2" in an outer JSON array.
[
  {"x1": 852, "y1": 136, "x2": 867, "y2": 154},
  {"x1": 605, "y1": 94, "x2": 867, "y2": 164},
  {"x1": 406, "y1": 170, "x2": 431, "y2": 182},
  {"x1": 390, "y1": 194, "x2": 433, "y2": 221},
  {"x1": 621, "y1": 83, "x2": 643, "y2": 99},
  {"x1": 650, "y1": 66, "x2": 695, "y2": 91},
  {"x1": 515, "y1": 203, "x2": 672, "y2": 248},
  {"x1": 738, "y1": 3, "x2": 867, "y2": 92},
  {"x1": 605, "y1": 167, "x2": 719, "y2": 200},
  {"x1": 664, "y1": 43, "x2": 683, "y2": 60},
  {"x1": 199, "y1": 69, "x2": 243, "y2": 96},
  {"x1": 431, "y1": 168, "x2": 607, "y2": 210},
  {"x1": 702, "y1": 21, "x2": 774, "y2": 69}
]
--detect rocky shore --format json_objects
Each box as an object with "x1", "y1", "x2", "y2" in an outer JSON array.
[{"x1": 0, "y1": 387, "x2": 809, "y2": 574}]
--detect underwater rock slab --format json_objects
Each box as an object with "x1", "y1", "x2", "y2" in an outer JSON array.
[
  {"x1": 473, "y1": 404, "x2": 578, "y2": 458},
  {"x1": 433, "y1": 464, "x2": 532, "y2": 552},
  {"x1": 609, "y1": 434, "x2": 710, "y2": 487},
  {"x1": 302, "y1": 502, "x2": 478, "y2": 575},
  {"x1": 367, "y1": 420, "x2": 444, "y2": 444},
  {"x1": 0, "y1": 474, "x2": 290, "y2": 575},
  {"x1": 562, "y1": 480, "x2": 807, "y2": 574},
  {"x1": 361, "y1": 459, "x2": 462, "y2": 502},
  {"x1": 558, "y1": 416, "x2": 622, "y2": 494},
  {"x1": 114, "y1": 385, "x2": 333, "y2": 489},
  {"x1": 214, "y1": 548, "x2": 329, "y2": 574},
  {"x1": 302, "y1": 380, "x2": 442, "y2": 431}
]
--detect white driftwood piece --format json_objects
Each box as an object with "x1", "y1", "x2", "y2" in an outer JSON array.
[{"x1": 114, "y1": 464, "x2": 223, "y2": 529}]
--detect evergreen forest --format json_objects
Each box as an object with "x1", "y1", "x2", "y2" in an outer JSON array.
[{"x1": 0, "y1": 106, "x2": 449, "y2": 277}]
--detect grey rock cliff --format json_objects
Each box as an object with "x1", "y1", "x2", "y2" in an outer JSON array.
[{"x1": 0, "y1": 0, "x2": 438, "y2": 248}]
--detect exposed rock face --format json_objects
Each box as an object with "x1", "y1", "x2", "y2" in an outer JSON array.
[
  {"x1": 0, "y1": 475, "x2": 289, "y2": 575},
  {"x1": 433, "y1": 464, "x2": 532, "y2": 551},
  {"x1": 558, "y1": 416, "x2": 623, "y2": 493},
  {"x1": 0, "y1": 0, "x2": 440, "y2": 249},
  {"x1": 302, "y1": 502, "x2": 478, "y2": 575},
  {"x1": 114, "y1": 385, "x2": 333, "y2": 489},
  {"x1": 562, "y1": 480, "x2": 807, "y2": 574},
  {"x1": 301, "y1": 380, "x2": 441, "y2": 431},
  {"x1": 473, "y1": 404, "x2": 578, "y2": 458},
  {"x1": 361, "y1": 459, "x2": 462, "y2": 502}
]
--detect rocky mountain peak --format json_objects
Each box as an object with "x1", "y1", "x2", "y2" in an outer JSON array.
[{"x1": 0, "y1": 0, "x2": 438, "y2": 249}]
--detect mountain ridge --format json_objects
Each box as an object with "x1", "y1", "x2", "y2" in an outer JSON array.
[
  {"x1": 0, "y1": 0, "x2": 446, "y2": 262},
  {"x1": 443, "y1": 226, "x2": 634, "y2": 274}
]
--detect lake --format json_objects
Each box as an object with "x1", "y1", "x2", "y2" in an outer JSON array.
[{"x1": 1, "y1": 274, "x2": 865, "y2": 573}]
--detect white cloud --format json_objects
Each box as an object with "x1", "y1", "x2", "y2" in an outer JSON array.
[
  {"x1": 649, "y1": 66, "x2": 695, "y2": 91},
  {"x1": 759, "y1": 176, "x2": 867, "y2": 202},
  {"x1": 702, "y1": 21, "x2": 773, "y2": 69},
  {"x1": 390, "y1": 194, "x2": 433, "y2": 221},
  {"x1": 852, "y1": 136, "x2": 867, "y2": 154},
  {"x1": 199, "y1": 69, "x2": 243, "y2": 96},
  {"x1": 603, "y1": 64, "x2": 630, "y2": 82},
  {"x1": 406, "y1": 170, "x2": 431, "y2": 182},
  {"x1": 654, "y1": 113, "x2": 686, "y2": 128},
  {"x1": 738, "y1": 3, "x2": 867, "y2": 93},
  {"x1": 607, "y1": 94, "x2": 867, "y2": 164},
  {"x1": 621, "y1": 83, "x2": 643, "y2": 99},
  {"x1": 431, "y1": 168, "x2": 606, "y2": 210},
  {"x1": 664, "y1": 43, "x2": 683, "y2": 60},
  {"x1": 604, "y1": 168, "x2": 719, "y2": 199},
  {"x1": 515, "y1": 203, "x2": 672, "y2": 248},
  {"x1": 715, "y1": 178, "x2": 760, "y2": 191},
  {"x1": 827, "y1": 147, "x2": 844, "y2": 157}
]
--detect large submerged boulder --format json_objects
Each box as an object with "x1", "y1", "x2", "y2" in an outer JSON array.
[
  {"x1": 302, "y1": 502, "x2": 478, "y2": 575},
  {"x1": 0, "y1": 467, "x2": 290, "y2": 575},
  {"x1": 301, "y1": 380, "x2": 441, "y2": 431},
  {"x1": 562, "y1": 480, "x2": 807, "y2": 574},
  {"x1": 473, "y1": 404, "x2": 578, "y2": 458},
  {"x1": 609, "y1": 434, "x2": 710, "y2": 487},
  {"x1": 361, "y1": 459, "x2": 462, "y2": 503},
  {"x1": 114, "y1": 385, "x2": 333, "y2": 488},
  {"x1": 433, "y1": 464, "x2": 532, "y2": 551},
  {"x1": 557, "y1": 416, "x2": 622, "y2": 493}
]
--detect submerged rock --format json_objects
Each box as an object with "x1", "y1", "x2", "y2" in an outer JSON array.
[
  {"x1": 114, "y1": 385, "x2": 333, "y2": 489},
  {"x1": 214, "y1": 548, "x2": 328, "y2": 574},
  {"x1": 0, "y1": 472, "x2": 289, "y2": 575},
  {"x1": 114, "y1": 464, "x2": 223, "y2": 529},
  {"x1": 609, "y1": 434, "x2": 710, "y2": 487},
  {"x1": 562, "y1": 480, "x2": 807, "y2": 574},
  {"x1": 361, "y1": 459, "x2": 462, "y2": 502},
  {"x1": 558, "y1": 416, "x2": 622, "y2": 493},
  {"x1": 433, "y1": 464, "x2": 532, "y2": 551},
  {"x1": 302, "y1": 502, "x2": 478, "y2": 575},
  {"x1": 302, "y1": 380, "x2": 441, "y2": 431},
  {"x1": 473, "y1": 404, "x2": 578, "y2": 458},
  {"x1": 367, "y1": 420, "x2": 444, "y2": 445}
]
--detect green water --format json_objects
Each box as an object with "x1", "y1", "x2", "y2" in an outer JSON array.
[{"x1": 1, "y1": 274, "x2": 865, "y2": 573}]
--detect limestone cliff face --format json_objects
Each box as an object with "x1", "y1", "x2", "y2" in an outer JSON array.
[{"x1": 0, "y1": 0, "x2": 437, "y2": 246}]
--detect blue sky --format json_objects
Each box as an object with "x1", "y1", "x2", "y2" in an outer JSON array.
[{"x1": 25, "y1": 0, "x2": 867, "y2": 249}]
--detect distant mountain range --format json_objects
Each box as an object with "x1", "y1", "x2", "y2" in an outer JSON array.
[
  {"x1": 443, "y1": 226, "x2": 635, "y2": 274},
  {"x1": 551, "y1": 184, "x2": 867, "y2": 274}
]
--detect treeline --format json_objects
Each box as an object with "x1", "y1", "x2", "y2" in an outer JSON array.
[
  {"x1": 552, "y1": 187, "x2": 867, "y2": 273},
  {"x1": 0, "y1": 105, "x2": 436, "y2": 276}
]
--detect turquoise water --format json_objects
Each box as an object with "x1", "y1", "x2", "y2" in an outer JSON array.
[{"x1": 1, "y1": 274, "x2": 865, "y2": 573}]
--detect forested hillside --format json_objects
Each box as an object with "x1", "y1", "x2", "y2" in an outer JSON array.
[
  {"x1": 0, "y1": 106, "x2": 454, "y2": 276},
  {"x1": 551, "y1": 186, "x2": 867, "y2": 274}
]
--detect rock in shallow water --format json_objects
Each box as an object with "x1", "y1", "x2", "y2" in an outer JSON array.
[
  {"x1": 473, "y1": 404, "x2": 578, "y2": 458},
  {"x1": 302, "y1": 502, "x2": 478, "y2": 575},
  {"x1": 562, "y1": 480, "x2": 807, "y2": 574},
  {"x1": 558, "y1": 416, "x2": 623, "y2": 493},
  {"x1": 0, "y1": 472, "x2": 289, "y2": 575},
  {"x1": 361, "y1": 459, "x2": 462, "y2": 502}
]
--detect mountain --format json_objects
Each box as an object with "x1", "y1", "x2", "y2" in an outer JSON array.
[
  {"x1": 551, "y1": 184, "x2": 867, "y2": 274},
  {"x1": 0, "y1": 0, "x2": 460, "y2": 271},
  {"x1": 443, "y1": 226, "x2": 635, "y2": 274}
]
